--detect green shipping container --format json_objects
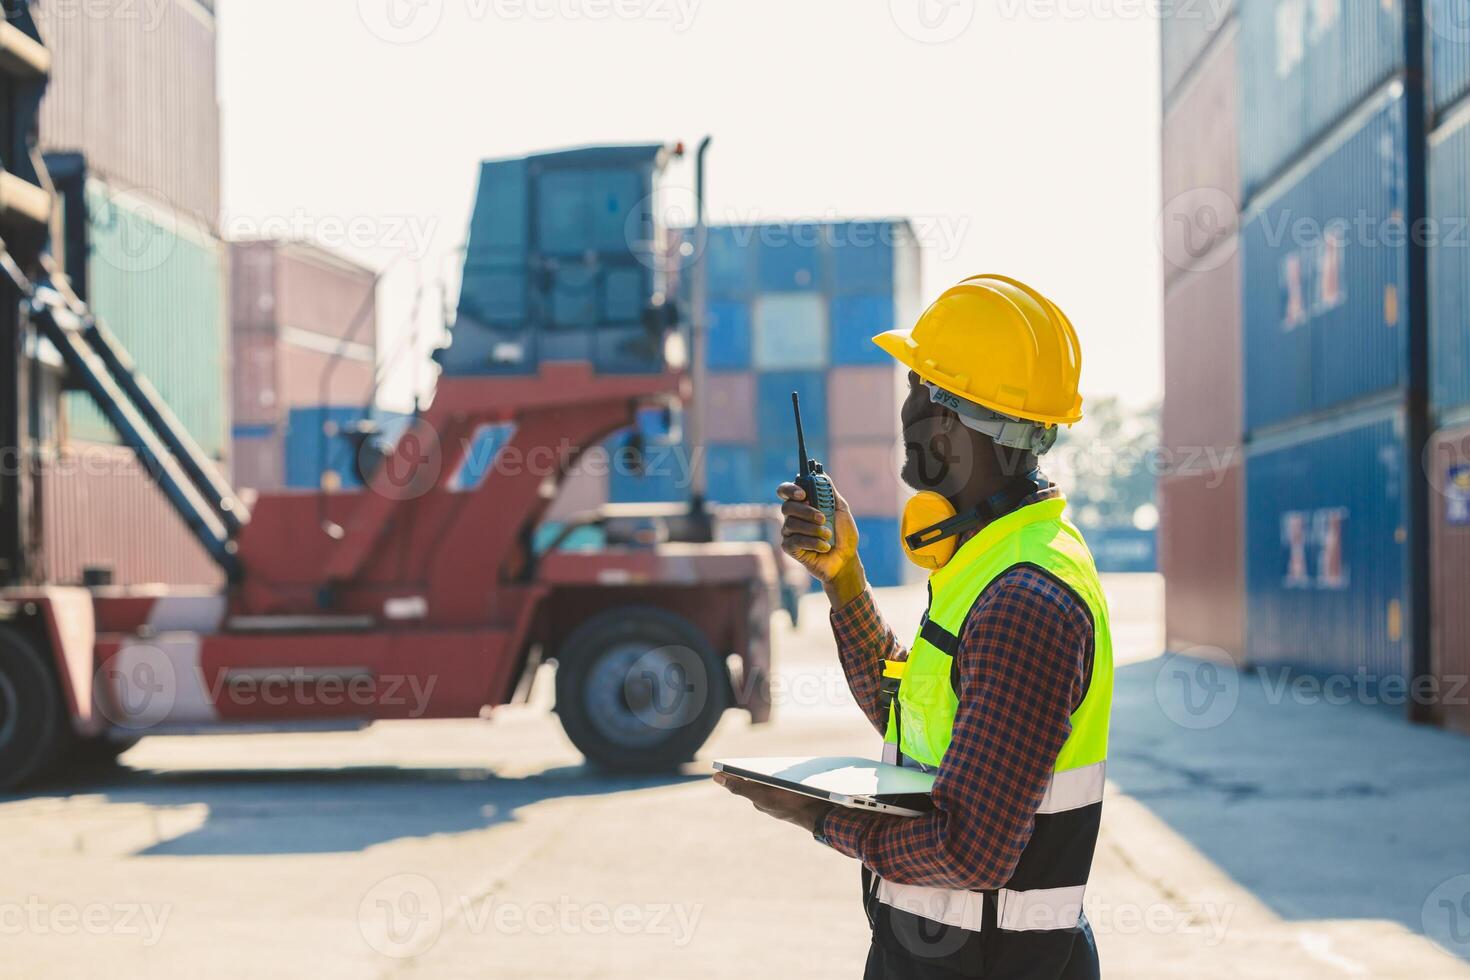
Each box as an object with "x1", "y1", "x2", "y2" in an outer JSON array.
[{"x1": 65, "y1": 179, "x2": 228, "y2": 457}]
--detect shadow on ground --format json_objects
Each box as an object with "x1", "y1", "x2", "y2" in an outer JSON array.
[
  {"x1": 1112, "y1": 655, "x2": 1470, "y2": 960},
  {"x1": 5, "y1": 764, "x2": 702, "y2": 857}
]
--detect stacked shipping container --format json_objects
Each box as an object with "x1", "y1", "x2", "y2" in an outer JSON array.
[
  {"x1": 1236, "y1": 2, "x2": 1429, "y2": 697},
  {"x1": 228, "y1": 240, "x2": 379, "y2": 491},
  {"x1": 1161, "y1": 0, "x2": 1438, "y2": 709},
  {"x1": 1158, "y1": 15, "x2": 1245, "y2": 660},
  {"x1": 1427, "y1": 11, "x2": 1470, "y2": 731},
  {"x1": 33, "y1": 0, "x2": 226, "y2": 586},
  {"x1": 611, "y1": 220, "x2": 923, "y2": 587}
]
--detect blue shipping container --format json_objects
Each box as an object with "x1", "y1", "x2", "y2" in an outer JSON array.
[
  {"x1": 757, "y1": 370, "x2": 827, "y2": 447},
  {"x1": 706, "y1": 225, "x2": 757, "y2": 299},
  {"x1": 706, "y1": 444, "x2": 756, "y2": 504},
  {"x1": 758, "y1": 223, "x2": 828, "y2": 292},
  {"x1": 284, "y1": 406, "x2": 369, "y2": 490},
  {"x1": 1428, "y1": 106, "x2": 1470, "y2": 416},
  {"x1": 1160, "y1": 0, "x2": 1235, "y2": 101},
  {"x1": 854, "y1": 516, "x2": 906, "y2": 589},
  {"x1": 1239, "y1": 0, "x2": 1403, "y2": 199},
  {"x1": 1083, "y1": 526, "x2": 1158, "y2": 573},
  {"x1": 831, "y1": 294, "x2": 897, "y2": 366},
  {"x1": 706, "y1": 300, "x2": 753, "y2": 371},
  {"x1": 756, "y1": 439, "x2": 826, "y2": 502},
  {"x1": 449, "y1": 144, "x2": 667, "y2": 377},
  {"x1": 1429, "y1": 0, "x2": 1470, "y2": 118},
  {"x1": 753, "y1": 292, "x2": 828, "y2": 370},
  {"x1": 1241, "y1": 89, "x2": 1410, "y2": 433},
  {"x1": 1245, "y1": 408, "x2": 1411, "y2": 683},
  {"x1": 830, "y1": 221, "x2": 898, "y2": 295}
]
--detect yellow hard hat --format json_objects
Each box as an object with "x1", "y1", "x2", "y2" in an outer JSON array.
[{"x1": 873, "y1": 274, "x2": 1084, "y2": 427}]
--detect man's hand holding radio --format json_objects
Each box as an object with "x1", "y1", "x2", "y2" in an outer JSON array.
[{"x1": 777, "y1": 482, "x2": 865, "y2": 609}]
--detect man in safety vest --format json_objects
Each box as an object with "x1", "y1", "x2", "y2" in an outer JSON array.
[{"x1": 717, "y1": 275, "x2": 1111, "y2": 979}]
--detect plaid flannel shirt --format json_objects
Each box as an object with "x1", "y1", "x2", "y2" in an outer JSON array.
[{"x1": 819, "y1": 492, "x2": 1096, "y2": 891}]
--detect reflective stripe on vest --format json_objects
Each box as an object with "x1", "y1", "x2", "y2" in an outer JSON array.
[{"x1": 872, "y1": 496, "x2": 1114, "y2": 947}]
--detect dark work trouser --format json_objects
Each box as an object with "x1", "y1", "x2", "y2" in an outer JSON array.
[{"x1": 861, "y1": 916, "x2": 1100, "y2": 980}]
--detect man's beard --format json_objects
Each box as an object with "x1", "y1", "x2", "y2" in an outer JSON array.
[{"x1": 901, "y1": 432, "x2": 960, "y2": 494}]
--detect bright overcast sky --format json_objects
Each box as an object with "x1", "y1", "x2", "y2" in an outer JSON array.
[{"x1": 216, "y1": 0, "x2": 1162, "y2": 411}]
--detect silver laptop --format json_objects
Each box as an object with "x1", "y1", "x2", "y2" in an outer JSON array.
[{"x1": 714, "y1": 756, "x2": 936, "y2": 818}]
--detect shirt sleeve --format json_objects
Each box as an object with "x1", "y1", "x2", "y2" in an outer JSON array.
[
  {"x1": 819, "y1": 567, "x2": 1095, "y2": 890},
  {"x1": 830, "y1": 589, "x2": 908, "y2": 735}
]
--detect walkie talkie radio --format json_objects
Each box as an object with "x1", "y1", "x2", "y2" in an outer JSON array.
[{"x1": 791, "y1": 392, "x2": 837, "y2": 528}]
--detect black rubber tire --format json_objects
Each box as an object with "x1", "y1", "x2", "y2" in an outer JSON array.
[
  {"x1": 0, "y1": 626, "x2": 66, "y2": 791},
  {"x1": 554, "y1": 606, "x2": 729, "y2": 772},
  {"x1": 61, "y1": 734, "x2": 139, "y2": 772}
]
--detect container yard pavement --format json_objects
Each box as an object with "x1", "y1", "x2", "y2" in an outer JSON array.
[{"x1": 1, "y1": 576, "x2": 1467, "y2": 979}]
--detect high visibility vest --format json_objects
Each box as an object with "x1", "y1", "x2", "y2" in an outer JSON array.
[{"x1": 868, "y1": 496, "x2": 1113, "y2": 977}]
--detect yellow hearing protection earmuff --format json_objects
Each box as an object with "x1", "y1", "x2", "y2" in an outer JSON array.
[
  {"x1": 900, "y1": 492, "x2": 963, "y2": 570},
  {"x1": 900, "y1": 471, "x2": 1049, "y2": 571}
]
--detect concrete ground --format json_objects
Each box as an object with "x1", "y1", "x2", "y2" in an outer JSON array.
[{"x1": 2, "y1": 574, "x2": 1468, "y2": 978}]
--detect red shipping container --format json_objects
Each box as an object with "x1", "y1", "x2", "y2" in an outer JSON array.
[
  {"x1": 1429, "y1": 423, "x2": 1470, "y2": 734},
  {"x1": 229, "y1": 240, "x2": 378, "y2": 423},
  {"x1": 1162, "y1": 246, "x2": 1243, "y2": 467},
  {"x1": 830, "y1": 441, "x2": 903, "y2": 518},
  {"x1": 1160, "y1": 26, "x2": 1239, "y2": 286},
  {"x1": 829, "y1": 364, "x2": 905, "y2": 443},
  {"x1": 1158, "y1": 461, "x2": 1244, "y2": 663},
  {"x1": 232, "y1": 330, "x2": 280, "y2": 426},
  {"x1": 701, "y1": 373, "x2": 756, "y2": 443},
  {"x1": 40, "y1": 443, "x2": 222, "y2": 587}
]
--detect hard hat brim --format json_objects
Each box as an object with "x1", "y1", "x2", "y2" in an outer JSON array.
[{"x1": 872, "y1": 328, "x2": 1083, "y2": 427}]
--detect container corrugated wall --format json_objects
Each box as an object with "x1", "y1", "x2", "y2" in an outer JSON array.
[
  {"x1": 1160, "y1": 25, "x2": 1240, "y2": 289},
  {"x1": 1163, "y1": 250, "x2": 1243, "y2": 461},
  {"x1": 1428, "y1": 105, "x2": 1470, "y2": 417},
  {"x1": 1245, "y1": 407, "x2": 1412, "y2": 681},
  {"x1": 1160, "y1": 464, "x2": 1245, "y2": 659},
  {"x1": 34, "y1": 0, "x2": 220, "y2": 223},
  {"x1": 40, "y1": 444, "x2": 221, "y2": 586},
  {"x1": 1429, "y1": 0, "x2": 1470, "y2": 118},
  {"x1": 1241, "y1": 88, "x2": 1410, "y2": 433},
  {"x1": 621, "y1": 218, "x2": 921, "y2": 587},
  {"x1": 1160, "y1": 0, "x2": 1235, "y2": 101},
  {"x1": 1239, "y1": 0, "x2": 1404, "y2": 199},
  {"x1": 1428, "y1": 421, "x2": 1470, "y2": 732},
  {"x1": 66, "y1": 178, "x2": 228, "y2": 457},
  {"x1": 1159, "y1": 1, "x2": 1244, "y2": 662},
  {"x1": 229, "y1": 240, "x2": 380, "y2": 490},
  {"x1": 450, "y1": 145, "x2": 668, "y2": 376}
]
